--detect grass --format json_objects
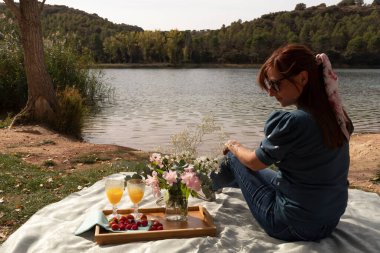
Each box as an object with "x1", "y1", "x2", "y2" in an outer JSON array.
[
  {"x1": 42, "y1": 159, "x2": 57, "y2": 167},
  {"x1": 0, "y1": 153, "x2": 142, "y2": 243},
  {"x1": 370, "y1": 168, "x2": 380, "y2": 184},
  {"x1": 70, "y1": 153, "x2": 112, "y2": 164},
  {"x1": 0, "y1": 115, "x2": 12, "y2": 129},
  {"x1": 35, "y1": 140, "x2": 56, "y2": 146}
]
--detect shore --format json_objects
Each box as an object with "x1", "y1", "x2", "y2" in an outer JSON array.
[
  {"x1": 92, "y1": 63, "x2": 380, "y2": 69},
  {"x1": 0, "y1": 125, "x2": 379, "y2": 194}
]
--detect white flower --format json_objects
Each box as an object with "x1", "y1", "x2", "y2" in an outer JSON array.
[{"x1": 162, "y1": 189, "x2": 169, "y2": 202}]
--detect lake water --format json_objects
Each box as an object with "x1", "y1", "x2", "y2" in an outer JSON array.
[{"x1": 82, "y1": 68, "x2": 380, "y2": 155}]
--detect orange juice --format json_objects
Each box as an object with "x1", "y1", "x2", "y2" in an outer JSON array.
[
  {"x1": 106, "y1": 187, "x2": 123, "y2": 205},
  {"x1": 128, "y1": 187, "x2": 144, "y2": 204}
]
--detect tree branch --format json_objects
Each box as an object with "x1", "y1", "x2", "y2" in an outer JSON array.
[
  {"x1": 39, "y1": 0, "x2": 47, "y2": 13},
  {"x1": 3, "y1": 0, "x2": 21, "y2": 20}
]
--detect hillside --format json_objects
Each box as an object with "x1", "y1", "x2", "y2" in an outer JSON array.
[
  {"x1": 1, "y1": 3, "x2": 379, "y2": 65},
  {"x1": 41, "y1": 4, "x2": 143, "y2": 36},
  {"x1": 0, "y1": 3, "x2": 142, "y2": 62}
]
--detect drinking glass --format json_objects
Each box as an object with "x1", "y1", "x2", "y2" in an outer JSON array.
[
  {"x1": 127, "y1": 179, "x2": 145, "y2": 219},
  {"x1": 105, "y1": 176, "x2": 125, "y2": 218}
]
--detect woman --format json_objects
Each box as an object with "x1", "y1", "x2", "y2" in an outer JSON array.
[{"x1": 211, "y1": 44, "x2": 353, "y2": 241}]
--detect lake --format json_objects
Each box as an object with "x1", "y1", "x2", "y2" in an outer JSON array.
[{"x1": 82, "y1": 68, "x2": 380, "y2": 155}]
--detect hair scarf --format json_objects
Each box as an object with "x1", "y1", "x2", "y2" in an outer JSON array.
[{"x1": 316, "y1": 53, "x2": 350, "y2": 141}]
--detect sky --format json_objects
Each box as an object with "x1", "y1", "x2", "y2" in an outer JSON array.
[{"x1": 45, "y1": 0, "x2": 373, "y2": 31}]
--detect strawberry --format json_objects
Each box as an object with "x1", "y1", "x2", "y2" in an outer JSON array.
[
  {"x1": 126, "y1": 214, "x2": 134, "y2": 220},
  {"x1": 119, "y1": 224, "x2": 126, "y2": 230},
  {"x1": 126, "y1": 224, "x2": 133, "y2": 230},
  {"x1": 141, "y1": 220, "x2": 148, "y2": 227},
  {"x1": 131, "y1": 224, "x2": 138, "y2": 230},
  {"x1": 140, "y1": 214, "x2": 147, "y2": 220},
  {"x1": 109, "y1": 217, "x2": 118, "y2": 224},
  {"x1": 111, "y1": 223, "x2": 119, "y2": 230},
  {"x1": 157, "y1": 226, "x2": 163, "y2": 230}
]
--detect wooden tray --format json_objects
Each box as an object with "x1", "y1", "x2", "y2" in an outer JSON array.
[{"x1": 95, "y1": 206, "x2": 217, "y2": 245}]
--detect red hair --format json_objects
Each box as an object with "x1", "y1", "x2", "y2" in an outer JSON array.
[{"x1": 257, "y1": 44, "x2": 352, "y2": 148}]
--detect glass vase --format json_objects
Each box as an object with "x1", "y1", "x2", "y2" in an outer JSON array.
[{"x1": 165, "y1": 192, "x2": 188, "y2": 221}]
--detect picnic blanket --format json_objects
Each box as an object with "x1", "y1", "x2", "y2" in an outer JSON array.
[{"x1": 1, "y1": 172, "x2": 379, "y2": 253}]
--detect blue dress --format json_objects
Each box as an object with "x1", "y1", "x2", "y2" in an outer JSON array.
[
  {"x1": 256, "y1": 109, "x2": 349, "y2": 225},
  {"x1": 212, "y1": 109, "x2": 350, "y2": 241}
]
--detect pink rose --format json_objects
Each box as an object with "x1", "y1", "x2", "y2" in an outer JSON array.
[
  {"x1": 145, "y1": 171, "x2": 161, "y2": 197},
  {"x1": 163, "y1": 170, "x2": 178, "y2": 186},
  {"x1": 150, "y1": 153, "x2": 163, "y2": 168},
  {"x1": 181, "y1": 170, "x2": 201, "y2": 192}
]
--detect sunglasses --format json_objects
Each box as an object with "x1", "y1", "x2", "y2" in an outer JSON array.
[{"x1": 264, "y1": 76, "x2": 287, "y2": 92}]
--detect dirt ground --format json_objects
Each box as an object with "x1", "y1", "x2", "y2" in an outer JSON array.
[{"x1": 0, "y1": 125, "x2": 379, "y2": 194}]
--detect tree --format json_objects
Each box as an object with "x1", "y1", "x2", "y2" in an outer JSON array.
[
  {"x1": 355, "y1": 0, "x2": 364, "y2": 6},
  {"x1": 3, "y1": 0, "x2": 58, "y2": 127},
  {"x1": 372, "y1": 0, "x2": 380, "y2": 5},
  {"x1": 295, "y1": 3, "x2": 306, "y2": 11},
  {"x1": 337, "y1": 0, "x2": 356, "y2": 6}
]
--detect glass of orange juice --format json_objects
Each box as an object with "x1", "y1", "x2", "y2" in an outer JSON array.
[
  {"x1": 105, "y1": 176, "x2": 125, "y2": 218},
  {"x1": 127, "y1": 179, "x2": 145, "y2": 219}
]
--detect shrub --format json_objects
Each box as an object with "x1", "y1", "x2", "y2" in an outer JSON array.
[
  {"x1": 54, "y1": 87, "x2": 86, "y2": 138},
  {"x1": 0, "y1": 16, "x2": 27, "y2": 113},
  {"x1": 0, "y1": 113, "x2": 13, "y2": 128},
  {"x1": 0, "y1": 19, "x2": 111, "y2": 137},
  {"x1": 44, "y1": 33, "x2": 111, "y2": 105}
]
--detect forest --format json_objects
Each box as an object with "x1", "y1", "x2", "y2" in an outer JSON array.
[{"x1": 1, "y1": 2, "x2": 380, "y2": 66}]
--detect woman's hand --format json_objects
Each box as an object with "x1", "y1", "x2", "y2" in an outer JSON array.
[
  {"x1": 223, "y1": 140, "x2": 241, "y2": 155},
  {"x1": 223, "y1": 140, "x2": 267, "y2": 171}
]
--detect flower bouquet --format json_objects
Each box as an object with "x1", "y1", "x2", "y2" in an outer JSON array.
[{"x1": 130, "y1": 152, "x2": 220, "y2": 221}]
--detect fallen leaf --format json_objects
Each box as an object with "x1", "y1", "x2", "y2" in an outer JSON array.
[
  {"x1": 0, "y1": 212, "x2": 4, "y2": 218},
  {"x1": 5, "y1": 220, "x2": 15, "y2": 226},
  {"x1": 77, "y1": 186, "x2": 83, "y2": 190},
  {"x1": 0, "y1": 197, "x2": 4, "y2": 204}
]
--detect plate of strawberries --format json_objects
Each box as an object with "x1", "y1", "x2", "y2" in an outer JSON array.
[{"x1": 107, "y1": 214, "x2": 164, "y2": 232}]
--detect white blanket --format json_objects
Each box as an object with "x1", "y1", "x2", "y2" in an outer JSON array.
[{"x1": 1, "y1": 173, "x2": 380, "y2": 253}]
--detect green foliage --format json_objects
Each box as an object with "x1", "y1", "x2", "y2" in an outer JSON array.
[
  {"x1": 0, "y1": 15, "x2": 27, "y2": 113},
  {"x1": 42, "y1": 159, "x2": 57, "y2": 167},
  {"x1": 40, "y1": 4, "x2": 143, "y2": 63},
  {"x1": 0, "y1": 12, "x2": 112, "y2": 136},
  {"x1": 0, "y1": 113, "x2": 13, "y2": 128},
  {"x1": 338, "y1": 0, "x2": 356, "y2": 7},
  {"x1": 44, "y1": 33, "x2": 111, "y2": 105},
  {"x1": 99, "y1": 5, "x2": 380, "y2": 66},
  {"x1": 1, "y1": 3, "x2": 380, "y2": 69},
  {"x1": 54, "y1": 87, "x2": 86, "y2": 138},
  {"x1": 70, "y1": 153, "x2": 111, "y2": 164},
  {"x1": 295, "y1": 3, "x2": 307, "y2": 11}
]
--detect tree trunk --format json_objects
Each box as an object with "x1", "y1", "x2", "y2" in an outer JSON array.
[{"x1": 4, "y1": 0, "x2": 58, "y2": 127}]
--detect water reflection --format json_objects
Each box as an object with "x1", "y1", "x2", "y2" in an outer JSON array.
[{"x1": 83, "y1": 68, "x2": 380, "y2": 154}]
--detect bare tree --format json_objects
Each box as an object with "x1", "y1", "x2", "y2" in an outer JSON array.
[{"x1": 3, "y1": 0, "x2": 58, "y2": 127}]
